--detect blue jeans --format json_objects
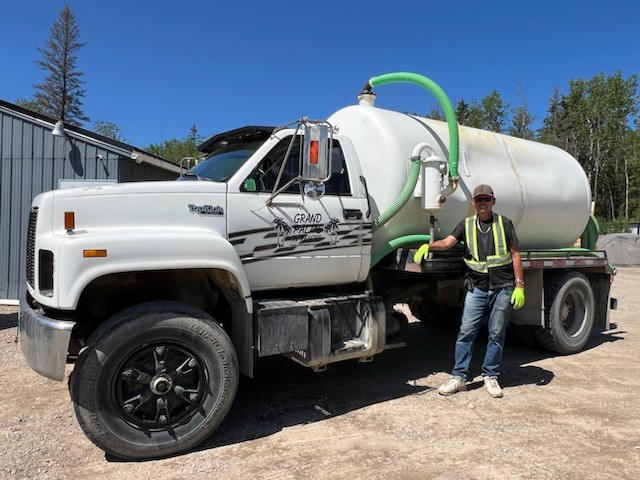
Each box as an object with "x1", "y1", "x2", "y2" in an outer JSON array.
[{"x1": 452, "y1": 286, "x2": 514, "y2": 380}]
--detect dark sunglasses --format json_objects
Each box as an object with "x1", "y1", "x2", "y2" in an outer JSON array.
[{"x1": 474, "y1": 196, "x2": 493, "y2": 203}]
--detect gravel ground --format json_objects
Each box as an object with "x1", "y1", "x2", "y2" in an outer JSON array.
[{"x1": 1, "y1": 267, "x2": 639, "y2": 479}]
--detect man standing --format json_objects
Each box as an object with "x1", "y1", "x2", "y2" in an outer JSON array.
[{"x1": 413, "y1": 184, "x2": 525, "y2": 398}]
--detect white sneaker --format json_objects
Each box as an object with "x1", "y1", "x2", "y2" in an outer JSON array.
[
  {"x1": 484, "y1": 376, "x2": 503, "y2": 398},
  {"x1": 438, "y1": 376, "x2": 467, "y2": 396}
]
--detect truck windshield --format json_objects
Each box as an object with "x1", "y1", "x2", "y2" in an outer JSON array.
[{"x1": 181, "y1": 140, "x2": 264, "y2": 182}]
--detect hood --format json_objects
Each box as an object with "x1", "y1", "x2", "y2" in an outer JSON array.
[{"x1": 34, "y1": 180, "x2": 229, "y2": 236}]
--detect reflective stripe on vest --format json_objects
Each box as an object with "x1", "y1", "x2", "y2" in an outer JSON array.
[{"x1": 463, "y1": 214, "x2": 512, "y2": 273}]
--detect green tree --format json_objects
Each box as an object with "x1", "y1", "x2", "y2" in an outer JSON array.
[
  {"x1": 34, "y1": 5, "x2": 88, "y2": 125},
  {"x1": 426, "y1": 106, "x2": 445, "y2": 121},
  {"x1": 455, "y1": 92, "x2": 508, "y2": 132},
  {"x1": 481, "y1": 90, "x2": 509, "y2": 133},
  {"x1": 464, "y1": 100, "x2": 485, "y2": 129},
  {"x1": 538, "y1": 86, "x2": 562, "y2": 145},
  {"x1": 15, "y1": 97, "x2": 47, "y2": 114},
  {"x1": 455, "y1": 100, "x2": 470, "y2": 126},
  {"x1": 541, "y1": 71, "x2": 639, "y2": 219},
  {"x1": 509, "y1": 104, "x2": 535, "y2": 139},
  {"x1": 93, "y1": 120, "x2": 127, "y2": 143},
  {"x1": 146, "y1": 125, "x2": 205, "y2": 165},
  {"x1": 508, "y1": 83, "x2": 536, "y2": 140}
]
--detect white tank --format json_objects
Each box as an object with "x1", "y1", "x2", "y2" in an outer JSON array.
[{"x1": 328, "y1": 103, "x2": 592, "y2": 250}]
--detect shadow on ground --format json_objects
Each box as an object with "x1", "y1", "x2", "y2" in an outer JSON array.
[
  {"x1": 0, "y1": 312, "x2": 17, "y2": 330},
  {"x1": 189, "y1": 320, "x2": 624, "y2": 453}
]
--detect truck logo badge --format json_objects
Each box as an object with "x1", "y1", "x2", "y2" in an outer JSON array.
[{"x1": 188, "y1": 204, "x2": 224, "y2": 215}]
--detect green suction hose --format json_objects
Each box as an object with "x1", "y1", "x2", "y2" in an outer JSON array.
[
  {"x1": 371, "y1": 234, "x2": 431, "y2": 267},
  {"x1": 365, "y1": 72, "x2": 460, "y2": 266},
  {"x1": 368, "y1": 72, "x2": 459, "y2": 179},
  {"x1": 371, "y1": 157, "x2": 421, "y2": 232}
]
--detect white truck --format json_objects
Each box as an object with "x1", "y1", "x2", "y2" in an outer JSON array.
[{"x1": 20, "y1": 72, "x2": 615, "y2": 459}]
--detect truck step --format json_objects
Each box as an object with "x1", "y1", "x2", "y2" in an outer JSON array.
[{"x1": 332, "y1": 339, "x2": 367, "y2": 354}]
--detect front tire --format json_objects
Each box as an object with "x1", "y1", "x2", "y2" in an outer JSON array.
[
  {"x1": 535, "y1": 272, "x2": 595, "y2": 354},
  {"x1": 70, "y1": 301, "x2": 239, "y2": 459}
]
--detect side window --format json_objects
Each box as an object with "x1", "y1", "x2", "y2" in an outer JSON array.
[
  {"x1": 242, "y1": 136, "x2": 350, "y2": 195},
  {"x1": 323, "y1": 143, "x2": 350, "y2": 195},
  {"x1": 243, "y1": 136, "x2": 301, "y2": 193}
]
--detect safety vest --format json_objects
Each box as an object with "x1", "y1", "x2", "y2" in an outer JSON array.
[{"x1": 463, "y1": 214, "x2": 512, "y2": 273}]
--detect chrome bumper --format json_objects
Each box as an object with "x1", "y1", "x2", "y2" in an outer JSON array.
[{"x1": 19, "y1": 297, "x2": 76, "y2": 381}]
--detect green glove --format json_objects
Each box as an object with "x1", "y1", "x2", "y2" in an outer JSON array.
[
  {"x1": 413, "y1": 244, "x2": 430, "y2": 264},
  {"x1": 511, "y1": 286, "x2": 525, "y2": 310}
]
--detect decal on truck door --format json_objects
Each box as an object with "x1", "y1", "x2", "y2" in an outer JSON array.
[
  {"x1": 229, "y1": 218, "x2": 372, "y2": 264},
  {"x1": 274, "y1": 215, "x2": 338, "y2": 248}
]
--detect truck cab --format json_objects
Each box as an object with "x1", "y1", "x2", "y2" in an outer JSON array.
[
  {"x1": 191, "y1": 123, "x2": 372, "y2": 290},
  {"x1": 20, "y1": 119, "x2": 393, "y2": 460}
]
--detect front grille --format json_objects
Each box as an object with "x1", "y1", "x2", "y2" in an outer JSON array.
[{"x1": 26, "y1": 207, "x2": 38, "y2": 287}]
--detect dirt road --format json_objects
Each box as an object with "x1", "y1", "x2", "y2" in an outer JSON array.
[{"x1": 1, "y1": 267, "x2": 639, "y2": 479}]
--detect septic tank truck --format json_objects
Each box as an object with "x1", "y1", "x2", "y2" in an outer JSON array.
[{"x1": 19, "y1": 72, "x2": 616, "y2": 459}]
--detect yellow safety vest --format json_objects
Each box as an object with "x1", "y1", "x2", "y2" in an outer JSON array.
[{"x1": 463, "y1": 214, "x2": 513, "y2": 273}]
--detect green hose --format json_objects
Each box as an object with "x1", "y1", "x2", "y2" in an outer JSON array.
[
  {"x1": 369, "y1": 72, "x2": 459, "y2": 179},
  {"x1": 366, "y1": 72, "x2": 460, "y2": 265},
  {"x1": 371, "y1": 234, "x2": 431, "y2": 268},
  {"x1": 371, "y1": 157, "x2": 421, "y2": 232}
]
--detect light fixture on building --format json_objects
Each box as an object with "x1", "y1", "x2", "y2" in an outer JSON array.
[{"x1": 51, "y1": 120, "x2": 66, "y2": 137}]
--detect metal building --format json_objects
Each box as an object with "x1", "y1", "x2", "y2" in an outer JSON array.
[{"x1": 0, "y1": 99, "x2": 181, "y2": 301}]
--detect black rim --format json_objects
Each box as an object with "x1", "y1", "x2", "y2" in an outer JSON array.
[
  {"x1": 113, "y1": 342, "x2": 206, "y2": 430},
  {"x1": 561, "y1": 289, "x2": 587, "y2": 338}
]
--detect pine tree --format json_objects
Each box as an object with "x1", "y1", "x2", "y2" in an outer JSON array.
[{"x1": 34, "y1": 5, "x2": 88, "y2": 125}]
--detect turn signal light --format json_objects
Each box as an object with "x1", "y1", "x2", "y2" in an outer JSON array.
[
  {"x1": 83, "y1": 249, "x2": 107, "y2": 258},
  {"x1": 64, "y1": 211, "x2": 75, "y2": 231}
]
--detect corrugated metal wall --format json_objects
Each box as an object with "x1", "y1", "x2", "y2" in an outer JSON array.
[
  {"x1": 0, "y1": 109, "x2": 176, "y2": 300},
  {"x1": 119, "y1": 158, "x2": 180, "y2": 182}
]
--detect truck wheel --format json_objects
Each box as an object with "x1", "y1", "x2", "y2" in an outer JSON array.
[
  {"x1": 69, "y1": 301, "x2": 239, "y2": 460},
  {"x1": 535, "y1": 272, "x2": 595, "y2": 354},
  {"x1": 408, "y1": 301, "x2": 460, "y2": 327}
]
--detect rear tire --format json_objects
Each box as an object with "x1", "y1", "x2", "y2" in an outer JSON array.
[
  {"x1": 535, "y1": 272, "x2": 595, "y2": 354},
  {"x1": 70, "y1": 301, "x2": 239, "y2": 459}
]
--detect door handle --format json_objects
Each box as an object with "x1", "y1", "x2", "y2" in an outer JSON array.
[{"x1": 343, "y1": 209, "x2": 363, "y2": 220}]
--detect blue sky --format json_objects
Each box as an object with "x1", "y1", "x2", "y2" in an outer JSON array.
[{"x1": 1, "y1": 1, "x2": 638, "y2": 148}]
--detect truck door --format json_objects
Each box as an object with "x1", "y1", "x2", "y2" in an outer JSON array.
[{"x1": 227, "y1": 134, "x2": 369, "y2": 290}]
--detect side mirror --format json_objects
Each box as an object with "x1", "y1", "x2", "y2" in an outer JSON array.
[{"x1": 301, "y1": 122, "x2": 332, "y2": 181}]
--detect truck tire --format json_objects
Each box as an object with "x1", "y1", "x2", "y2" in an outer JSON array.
[
  {"x1": 408, "y1": 301, "x2": 461, "y2": 327},
  {"x1": 69, "y1": 301, "x2": 239, "y2": 459},
  {"x1": 535, "y1": 272, "x2": 595, "y2": 354}
]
